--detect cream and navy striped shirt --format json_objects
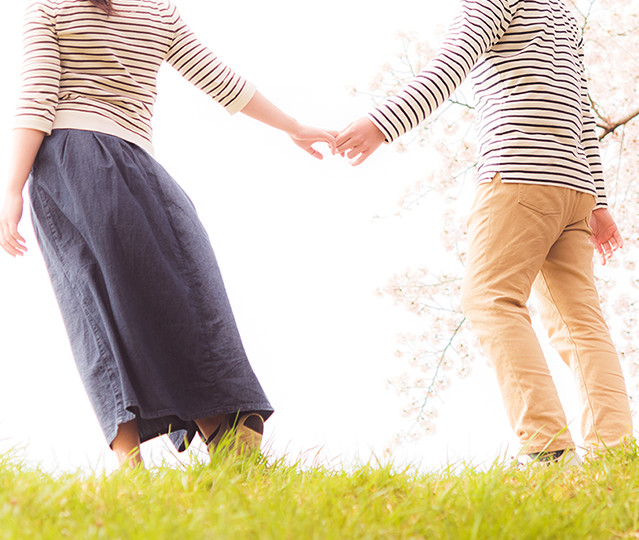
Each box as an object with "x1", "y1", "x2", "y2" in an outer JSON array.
[
  {"x1": 369, "y1": 0, "x2": 607, "y2": 207},
  {"x1": 15, "y1": 0, "x2": 256, "y2": 155}
]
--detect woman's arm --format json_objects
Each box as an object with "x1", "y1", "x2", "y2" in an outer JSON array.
[
  {"x1": 240, "y1": 92, "x2": 336, "y2": 159},
  {"x1": 163, "y1": 8, "x2": 335, "y2": 157},
  {"x1": 3, "y1": 2, "x2": 61, "y2": 257},
  {"x1": 0, "y1": 128, "x2": 46, "y2": 257}
]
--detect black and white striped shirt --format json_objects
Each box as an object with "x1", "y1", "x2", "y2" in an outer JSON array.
[
  {"x1": 15, "y1": 0, "x2": 256, "y2": 155},
  {"x1": 369, "y1": 0, "x2": 607, "y2": 207}
]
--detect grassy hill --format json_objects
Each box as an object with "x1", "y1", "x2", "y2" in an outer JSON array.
[{"x1": 2, "y1": 445, "x2": 639, "y2": 539}]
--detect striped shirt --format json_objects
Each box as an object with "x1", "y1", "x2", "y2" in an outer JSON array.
[
  {"x1": 15, "y1": 0, "x2": 256, "y2": 155},
  {"x1": 369, "y1": 0, "x2": 607, "y2": 207}
]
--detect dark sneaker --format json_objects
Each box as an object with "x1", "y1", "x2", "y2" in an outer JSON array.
[{"x1": 517, "y1": 448, "x2": 582, "y2": 468}]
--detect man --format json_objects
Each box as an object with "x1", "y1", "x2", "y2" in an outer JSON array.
[{"x1": 336, "y1": 0, "x2": 632, "y2": 463}]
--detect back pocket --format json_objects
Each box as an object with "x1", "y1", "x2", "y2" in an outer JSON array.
[{"x1": 517, "y1": 184, "x2": 565, "y2": 215}]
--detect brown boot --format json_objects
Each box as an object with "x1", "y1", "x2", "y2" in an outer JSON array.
[
  {"x1": 235, "y1": 413, "x2": 264, "y2": 454},
  {"x1": 205, "y1": 413, "x2": 264, "y2": 455}
]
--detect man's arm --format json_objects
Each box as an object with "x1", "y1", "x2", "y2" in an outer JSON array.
[
  {"x1": 369, "y1": 0, "x2": 514, "y2": 144},
  {"x1": 578, "y1": 42, "x2": 607, "y2": 209},
  {"x1": 589, "y1": 208, "x2": 623, "y2": 265},
  {"x1": 337, "y1": 0, "x2": 514, "y2": 164}
]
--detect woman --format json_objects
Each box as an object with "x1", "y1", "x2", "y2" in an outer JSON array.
[{"x1": 0, "y1": 0, "x2": 335, "y2": 468}]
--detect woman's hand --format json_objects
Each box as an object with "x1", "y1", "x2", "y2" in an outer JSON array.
[
  {"x1": 0, "y1": 191, "x2": 27, "y2": 257},
  {"x1": 239, "y1": 92, "x2": 336, "y2": 159},
  {"x1": 0, "y1": 128, "x2": 46, "y2": 257},
  {"x1": 589, "y1": 207, "x2": 623, "y2": 265},
  {"x1": 289, "y1": 123, "x2": 338, "y2": 160}
]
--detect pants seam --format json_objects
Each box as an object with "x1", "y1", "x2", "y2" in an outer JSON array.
[{"x1": 538, "y1": 267, "x2": 599, "y2": 443}]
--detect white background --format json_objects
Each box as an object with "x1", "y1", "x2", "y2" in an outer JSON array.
[{"x1": 0, "y1": 0, "x2": 590, "y2": 473}]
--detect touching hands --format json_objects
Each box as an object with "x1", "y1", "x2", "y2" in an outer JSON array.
[
  {"x1": 289, "y1": 123, "x2": 338, "y2": 160},
  {"x1": 0, "y1": 191, "x2": 27, "y2": 257},
  {"x1": 589, "y1": 207, "x2": 623, "y2": 265},
  {"x1": 335, "y1": 116, "x2": 386, "y2": 166},
  {"x1": 238, "y1": 92, "x2": 337, "y2": 159}
]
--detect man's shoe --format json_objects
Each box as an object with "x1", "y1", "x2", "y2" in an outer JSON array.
[{"x1": 517, "y1": 448, "x2": 582, "y2": 468}]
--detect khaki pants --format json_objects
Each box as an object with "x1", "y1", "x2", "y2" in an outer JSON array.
[{"x1": 461, "y1": 174, "x2": 632, "y2": 453}]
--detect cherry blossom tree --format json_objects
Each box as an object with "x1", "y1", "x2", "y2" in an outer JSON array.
[{"x1": 361, "y1": 0, "x2": 639, "y2": 441}]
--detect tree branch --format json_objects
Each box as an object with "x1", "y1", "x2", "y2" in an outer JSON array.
[
  {"x1": 412, "y1": 316, "x2": 466, "y2": 427},
  {"x1": 599, "y1": 107, "x2": 639, "y2": 141}
]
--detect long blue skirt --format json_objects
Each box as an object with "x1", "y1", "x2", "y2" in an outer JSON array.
[{"x1": 29, "y1": 129, "x2": 273, "y2": 451}]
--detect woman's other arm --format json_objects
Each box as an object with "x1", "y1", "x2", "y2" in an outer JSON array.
[{"x1": 3, "y1": 0, "x2": 61, "y2": 256}]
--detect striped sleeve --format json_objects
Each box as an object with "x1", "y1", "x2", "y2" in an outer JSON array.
[
  {"x1": 369, "y1": 0, "x2": 513, "y2": 142},
  {"x1": 164, "y1": 4, "x2": 255, "y2": 115},
  {"x1": 578, "y1": 43, "x2": 607, "y2": 208},
  {"x1": 14, "y1": 1, "x2": 62, "y2": 134}
]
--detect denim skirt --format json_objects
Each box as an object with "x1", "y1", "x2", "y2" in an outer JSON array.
[{"x1": 29, "y1": 129, "x2": 273, "y2": 451}]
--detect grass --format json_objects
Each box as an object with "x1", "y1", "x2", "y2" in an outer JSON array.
[{"x1": 2, "y1": 444, "x2": 639, "y2": 539}]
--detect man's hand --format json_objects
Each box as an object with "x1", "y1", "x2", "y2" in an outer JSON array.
[
  {"x1": 589, "y1": 207, "x2": 623, "y2": 265},
  {"x1": 335, "y1": 117, "x2": 386, "y2": 166}
]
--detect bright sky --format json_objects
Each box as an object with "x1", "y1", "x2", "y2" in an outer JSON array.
[{"x1": 0, "y1": 0, "x2": 590, "y2": 473}]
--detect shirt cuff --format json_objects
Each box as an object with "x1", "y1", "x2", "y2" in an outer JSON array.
[
  {"x1": 226, "y1": 81, "x2": 257, "y2": 115},
  {"x1": 14, "y1": 116, "x2": 54, "y2": 135},
  {"x1": 367, "y1": 110, "x2": 398, "y2": 144}
]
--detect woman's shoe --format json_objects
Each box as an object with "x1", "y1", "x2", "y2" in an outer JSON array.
[
  {"x1": 205, "y1": 412, "x2": 263, "y2": 455},
  {"x1": 235, "y1": 412, "x2": 264, "y2": 454},
  {"x1": 205, "y1": 415, "x2": 232, "y2": 453}
]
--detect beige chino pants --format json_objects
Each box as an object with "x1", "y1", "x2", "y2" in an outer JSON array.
[{"x1": 461, "y1": 174, "x2": 632, "y2": 453}]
